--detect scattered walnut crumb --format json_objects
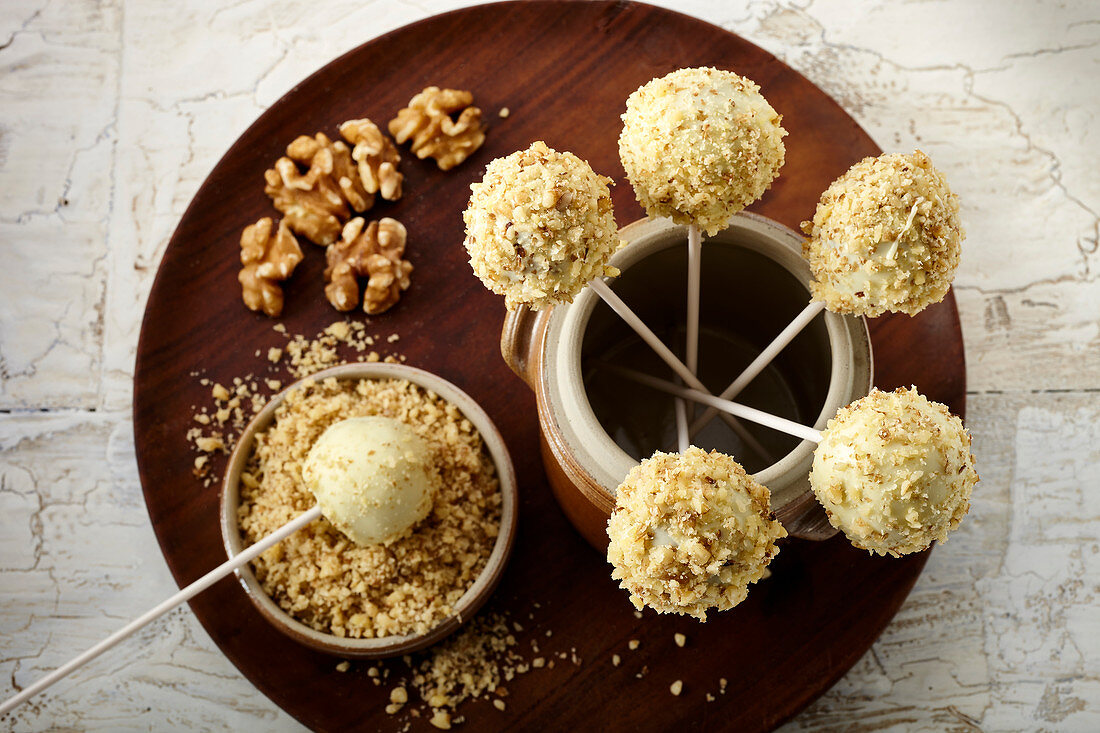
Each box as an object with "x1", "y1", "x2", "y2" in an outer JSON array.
[
  {"x1": 670, "y1": 680, "x2": 683, "y2": 696},
  {"x1": 532, "y1": 657, "x2": 545, "y2": 668},
  {"x1": 335, "y1": 661, "x2": 350, "y2": 673},
  {"x1": 628, "y1": 640, "x2": 640, "y2": 651},
  {"x1": 633, "y1": 611, "x2": 642, "y2": 619},
  {"x1": 674, "y1": 633, "x2": 686, "y2": 648},
  {"x1": 429, "y1": 710, "x2": 452, "y2": 729},
  {"x1": 720, "y1": 677, "x2": 728, "y2": 694},
  {"x1": 706, "y1": 693, "x2": 715, "y2": 702},
  {"x1": 498, "y1": 107, "x2": 510, "y2": 118},
  {"x1": 612, "y1": 654, "x2": 620, "y2": 667},
  {"x1": 212, "y1": 383, "x2": 231, "y2": 401},
  {"x1": 492, "y1": 699, "x2": 506, "y2": 711},
  {"x1": 387, "y1": 333, "x2": 400, "y2": 343},
  {"x1": 391, "y1": 687, "x2": 409, "y2": 704},
  {"x1": 195, "y1": 436, "x2": 225, "y2": 453}
]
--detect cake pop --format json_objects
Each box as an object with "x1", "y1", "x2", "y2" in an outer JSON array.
[
  {"x1": 809, "y1": 387, "x2": 977, "y2": 556},
  {"x1": 303, "y1": 416, "x2": 439, "y2": 546},
  {"x1": 606, "y1": 446, "x2": 786, "y2": 620},
  {"x1": 618, "y1": 67, "x2": 787, "y2": 236},
  {"x1": 463, "y1": 141, "x2": 621, "y2": 310},
  {"x1": 802, "y1": 150, "x2": 963, "y2": 317}
]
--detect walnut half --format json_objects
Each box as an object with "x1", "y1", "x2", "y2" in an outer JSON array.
[
  {"x1": 239, "y1": 217, "x2": 303, "y2": 317},
  {"x1": 264, "y1": 132, "x2": 372, "y2": 245},
  {"x1": 389, "y1": 87, "x2": 486, "y2": 171},
  {"x1": 339, "y1": 118, "x2": 403, "y2": 201},
  {"x1": 324, "y1": 217, "x2": 412, "y2": 314}
]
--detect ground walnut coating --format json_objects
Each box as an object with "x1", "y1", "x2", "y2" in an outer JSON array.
[
  {"x1": 618, "y1": 67, "x2": 787, "y2": 236},
  {"x1": 463, "y1": 141, "x2": 622, "y2": 310},
  {"x1": 606, "y1": 447, "x2": 786, "y2": 621},
  {"x1": 237, "y1": 376, "x2": 501, "y2": 638},
  {"x1": 810, "y1": 387, "x2": 978, "y2": 557},
  {"x1": 801, "y1": 150, "x2": 963, "y2": 317}
]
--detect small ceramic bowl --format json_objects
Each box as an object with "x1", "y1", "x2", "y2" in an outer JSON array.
[
  {"x1": 220, "y1": 362, "x2": 518, "y2": 658},
  {"x1": 502, "y1": 213, "x2": 873, "y2": 550}
]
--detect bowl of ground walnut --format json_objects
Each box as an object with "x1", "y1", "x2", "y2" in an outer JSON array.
[{"x1": 219, "y1": 362, "x2": 517, "y2": 659}]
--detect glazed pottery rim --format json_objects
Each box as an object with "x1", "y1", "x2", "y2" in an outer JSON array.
[
  {"x1": 219, "y1": 362, "x2": 518, "y2": 657},
  {"x1": 541, "y1": 212, "x2": 873, "y2": 509}
]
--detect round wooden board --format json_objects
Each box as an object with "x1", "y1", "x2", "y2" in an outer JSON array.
[{"x1": 133, "y1": 2, "x2": 966, "y2": 731}]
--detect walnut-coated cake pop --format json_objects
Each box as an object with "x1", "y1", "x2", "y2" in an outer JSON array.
[
  {"x1": 606, "y1": 446, "x2": 786, "y2": 620},
  {"x1": 801, "y1": 150, "x2": 963, "y2": 317},
  {"x1": 618, "y1": 67, "x2": 787, "y2": 236},
  {"x1": 462, "y1": 141, "x2": 621, "y2": 310},
  {"x1": 810, "y1": 387, "x2": 978, "y2": 556}
]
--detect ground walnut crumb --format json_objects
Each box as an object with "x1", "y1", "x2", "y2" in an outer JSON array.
[{"x1": 237, "y1": 376, "x2": 502, "y2": 638}]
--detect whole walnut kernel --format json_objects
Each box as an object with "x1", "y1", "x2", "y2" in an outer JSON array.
[
  {"x1": 389, "y1": 87, "x2": 487, "y2": 171},
  {"x1": 324, "y1": 217, "x2": 413, "y2": 314},
  {"x1": 339, "y1": 118, "x2": 403, "y2": 201},
  {"x1": 238, "y1": 217, "x2": 303, "y2": 317},
  {"x1": 264, "y1": 132, "x2": 372, "y2": 245}
]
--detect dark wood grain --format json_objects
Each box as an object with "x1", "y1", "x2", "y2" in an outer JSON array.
[{"x1": 133, "y1": 3, "x2": 964, "y2": 731}]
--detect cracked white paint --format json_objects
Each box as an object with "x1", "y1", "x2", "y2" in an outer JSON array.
[{"x1": 0, "y1": 0, "x2": 1097, "y2": 730}]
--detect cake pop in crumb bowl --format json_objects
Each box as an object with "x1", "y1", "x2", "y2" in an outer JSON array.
[{"x1": 220, "y1": 363, "x2": 518, "y2": 659}]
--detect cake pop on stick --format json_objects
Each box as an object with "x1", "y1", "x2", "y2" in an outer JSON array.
[
  {"x1": 809, "y1": 387, "x2": 976, "y2": 557},
  {"x1": 0, "y1": 416, "x2": 440, "y2": 715},
  {"x1": 691, "y1": 150, "x2": 964, "y2": 437},
  {"x1": 606, "y1": 447, "x2": 786, "y2": 620},
  {"x1": 464, "y1": 142, "x2": 771, "y2": 463},
  {"x1": 619, "y1": 67, "x2": 787, "y2": 431},
  {"x1": 602, "y1": 366, "x2": 977, "y2": 558},
  {"x1": 463, "y1": 141, "x2": 621, "y2": 310},
  {"x1": 618, "y1": 67, "x2": 787, "y2": 238}
]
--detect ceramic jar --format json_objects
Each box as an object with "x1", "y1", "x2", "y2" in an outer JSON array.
[{"x1": 501, "y1": 213, "x2": 872, "y2": 551}]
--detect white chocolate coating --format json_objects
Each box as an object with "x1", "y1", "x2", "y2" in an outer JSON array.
[
  {"x1": 810, "y1": 387, "x2": 978, "y2": 556},
  {"x1": 302, "y1": 416, "x2": 439, "y2": 546},
  {"x1": 618, "y1": 67, "x2": 787, "y2": 236},
  {"x1": 606, "y1": 447, "x2": 786, "y2": 620}
]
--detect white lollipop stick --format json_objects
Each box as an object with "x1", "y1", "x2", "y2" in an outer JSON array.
[
  {"x1": 588, "y1": 279, "x2": 772, "y2": 462},
  {"x1": 673, "y1": 377, "x2": 689, "y2": 452},
  {"x1": 606, "y1": 363, "x2": 822, "y2": 444},
  {"x1": 689, "y1": 300, "x2": 827, "y2": 438},
  {"x1": 0, "y1": 505, "x2": 323, "y2": 716},
  {"x1": 677, "y1": 224, "x2": 703, "y2": 447},
  {"x1": 685, "y1": 224, "x2": 702, "y2": 382}
]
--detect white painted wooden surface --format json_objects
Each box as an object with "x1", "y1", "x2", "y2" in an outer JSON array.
[{"x1": 1, "y1": 0, "x2": 1097, "y2": 729}]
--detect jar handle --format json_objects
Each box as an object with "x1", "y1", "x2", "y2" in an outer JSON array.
[{"x1": 500, "y1": 305, "x2": 540, "y2": 390}]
